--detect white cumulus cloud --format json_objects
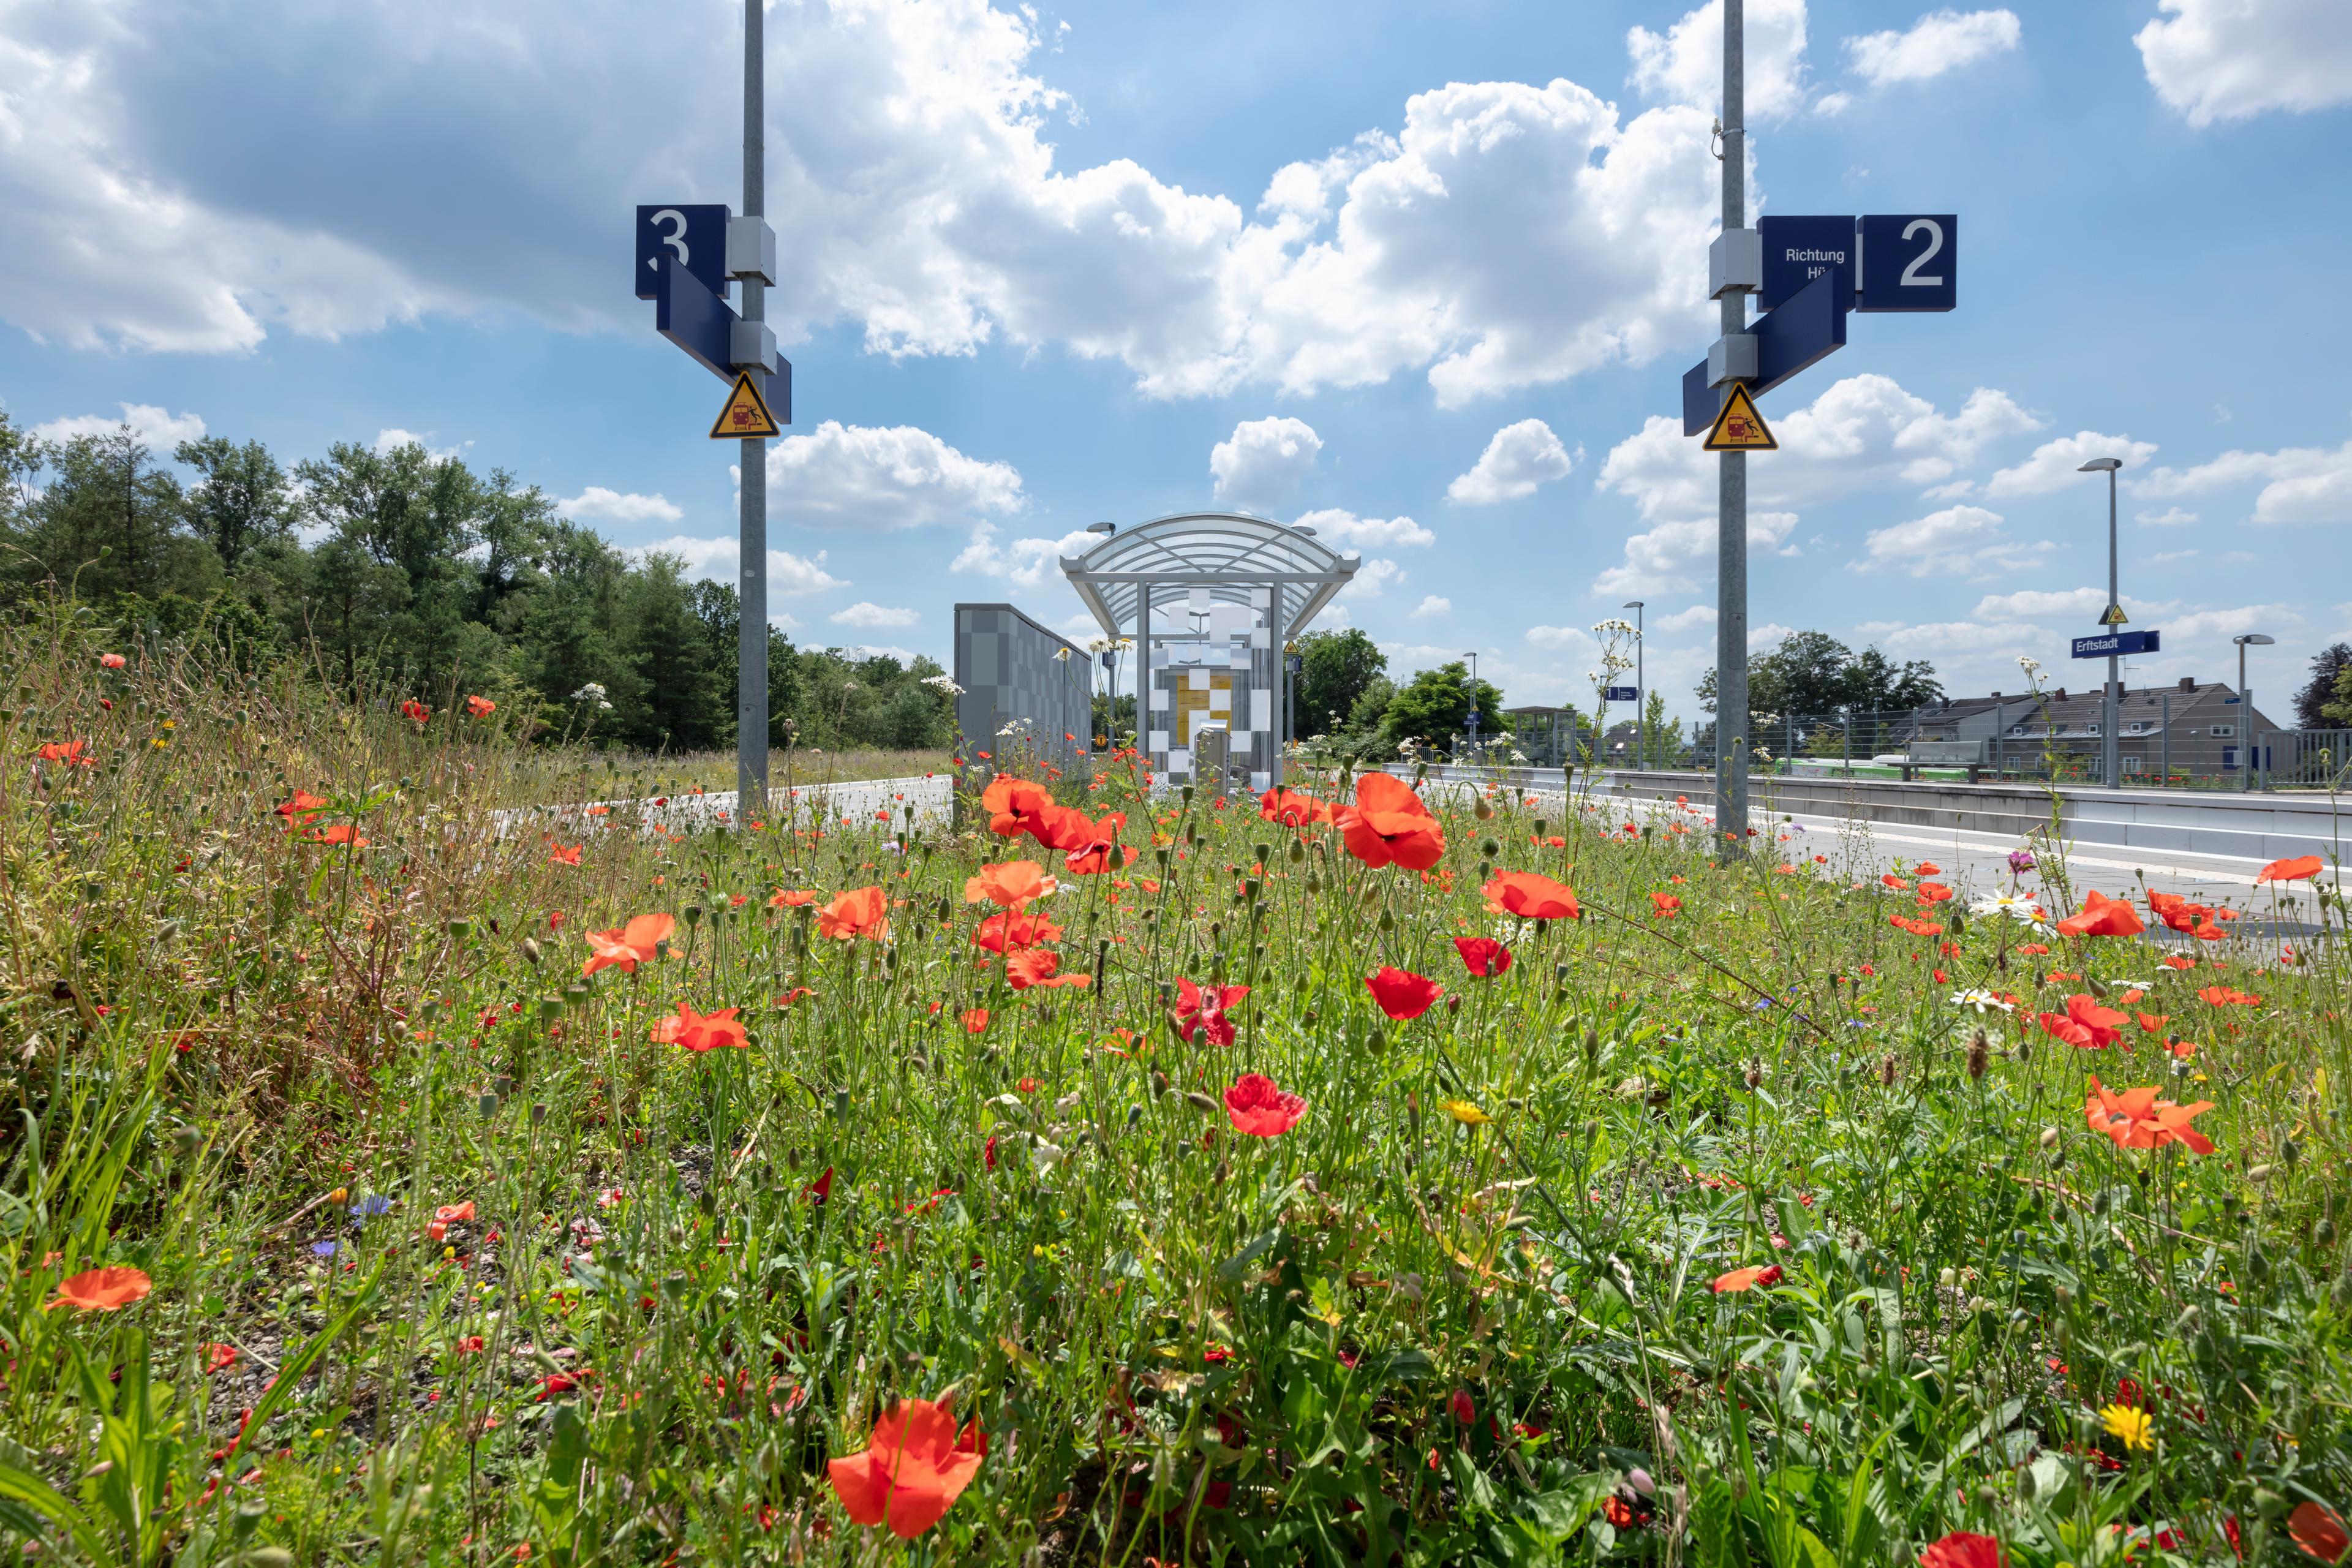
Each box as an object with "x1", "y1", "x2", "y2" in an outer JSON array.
[
  {"x1": 1984, "y1": 431, "x2": 2160, "y2": 497},
  {"x1": 1971, "y1": 587, "x2": 2178, "y2": 622},
  {"x1": 1338, "y1": 557, "x2": 1406, "y2": 598},
  {"x1": 1293, "y1": 508, "x2": 1434, "y2": 549},
  {"x1": 831, "y1": 601, "x2": 919, "y2": 628},
  {"x1": 1446, "y1": 419, "x2": 1574, "y2": 505},
  {"x1": 2135, "y1": 440, "x2": 2352, "y2": 524},
  {"x1": 1210, "y1": 417, "x2": 1322, "y2": 512},
  {"x1": 32, "y1": 402, "x2": 206, "y2": 450},
  {"x1": 633, "y1": 535, "x2": 846, "y2": 598},
  {"x1": 765, "y1": 422, "x2": 1024, "y2": 531},
  {"x1": 1845, "y1": 9, "x2": 2022, "y2": 87},
  {"x1": 951, "y1": 522, "x2": 1102, "y2": 590},
  {"x1": 2136, "y1": 0, "x2": 2352, "y2": 127},
  {"x1": 1628, "y1": 0, "x2": 1812, "y2": 120},
  {"x1": 1858, "y1": 504, "x2": 2049, "y2": 579},
  {"x1": 1594, "y1": 511, "x2": 1799, "y2": 597},
  {"x1": 557, "y1": 487, "x2": 684, "y2": 526},
  {"x1": 1409, "y1": 595, "x2": 1452, "y2": 619}
]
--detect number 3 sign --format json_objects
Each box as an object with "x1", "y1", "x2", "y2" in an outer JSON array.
[
  {"x1": 634, "y1": 204, "x2": 731, "y2": 302},
  {"x1": 1858, "y1": 214, "x2": 1956, "y2": 312}
]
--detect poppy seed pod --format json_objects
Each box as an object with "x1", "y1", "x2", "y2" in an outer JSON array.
[
  {"x1": 2039, "y1": 1126, "x2": 2060, "y2": 1149},
  {"x1": 1474, "y1": 795, "x2": 1493, "y2": 821},
  {"x1": 683, "y1": 905, "x2": 704, "y2": 928},
  {"x1": 1366, "y1": 1026, "x2": 1386, "y2": 1054},
  {"x1": 521, "y1": 937, "x2": 542, "y2": 965}
]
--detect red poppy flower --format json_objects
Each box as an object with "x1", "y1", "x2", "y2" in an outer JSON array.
[
  {"x1": 2198, "y1": 985, "x2": 2262, "y2": 1007},
  {"x1": 817, "y1": 887, "x2": 890, "y2": 942},
  {"x1": 428, "y1": 1200, "x2": 477, "y2": 1242},
  {"x1": 1918, "y1": 881, "x2": 1954, "y2": 903},
  {"x1": 2288, "y1": 1501, "x2": 2348, "y2": 1565},
  {"x1": 1174, "y1": 979, "x2": 1250, "y2": 1045},
  {"x1": 827, "y1": 1395, "x2": 987, "y2": 1538},
  {"x1": 1223, "y1": 1072, "x2": 1306, "y2": 1137},
  {"x1": 1449, "y1": 1389, "x2": 1475, "y2": 1425},
  {"x1": 963, "y1": 861, "x2": 1057, "y2": 910},
  {"x1": 1366, "y1": 967, "x2": 1443, "y2": 1020},
  {"x1": 1484, "y1": 871, "x2": 1579, "y2": 922},
  {"x1": 582, "y1": 913, "x2": 675, "y2": 976},
  {"x1": 1006, "y1": 949, "x2": 1090, "y2": 990},
  {"x1": 2086, "y1": 1077, "x2": 2217, "y2": 1155},
  {"x1": 1710, "y1": 1264, "x2": 1782, "y2": 1294},
  {"x1": 400, "y1": 699, "x2": 430, "y2": 723},
  {"x1": 960, "y1": 1008, "x2": 990, "y2": 1035},
  {"x1": 37, "y1": 739, "x2": 97, "y2": 767},
  {"x1": 1453, "y1": 937, "x2": 1511, "y2": 977},
  {"x1": 274, "y1": 790, "x2": 328, "y2": 823},
  {"x1": 769, "y1": 888, "x2": 819, "y2": 907},
  {"x1": 1259, "y1": 788, "x2": 1333, "y2": 827},
  {"x1": 1919, "y1": 1532, "x2": 2002, "y2": 1568},
  {"x1": 1650, "y1": 892, "x2": 1682, "y2": 919},
  {"x1": 465, "y1": 695, "x2": 496, "y2": 718},
  {"x1": 1913, "y1": 861, "x2": 1943, "y2": 876},
  {"x1": 980, "y1": 775, "x2": 1057, "y2": 840},
  {"x1": 2057, "y1": 889, "x2": 2144, "y2": 938},
  {"x1": 205, "y1": 1342, "x2": 238, "y2": 1372},
  {"x1": 1335, "y1": 774, "x2": 1447, "y2": 871},
  {"x1": 45, "y1": 1267, "x2": 151, "y2": 1313},
  {"x1": 2258, "y1": 855, "x2": 2323, "y2": 884},
  {"x1": 548, "y1": 843, "x2": 582, "y2": 866},
  {"x1": 650, "y1": 1002, "x2": 750, "y2": 1052},
  {"x1": 99, "y1": 652, "x2": 127, "y2": 669},
  {"x1": 971, "y1": 911, "x2": 1063, "y2": 953}
]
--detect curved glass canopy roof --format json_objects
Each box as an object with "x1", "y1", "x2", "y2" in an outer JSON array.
[{"x1": 1059, "y1": 511, "x2": 1359, "y2": 640}]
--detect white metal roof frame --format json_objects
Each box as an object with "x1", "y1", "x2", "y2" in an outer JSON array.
[{"x1": 1059, "y1": 511, "x2": 1359, "y2": 639}]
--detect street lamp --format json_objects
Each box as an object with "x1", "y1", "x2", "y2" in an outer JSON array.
[
  {"x1": 1463, "y1": 651, "x2": 1480, "y2": 758},
  {"x1": 1623, "y1": 600, "x2": 1645, "y2": 767},
  {"x1": 2078, "y1": 457, "x2": 2124, "y2": 788},
  {"x1": 2235, "y1": 632, "x2": 2275, "y2": 791}
]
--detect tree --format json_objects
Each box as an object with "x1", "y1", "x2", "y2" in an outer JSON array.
[
  {"x1": 20, "y1": 427, "x2": 215, "y2": 605},
  {"x1": 1379, "y1": 662, "x2": 1504, "y2": 753},
  {"x1": 2294, "y1": 643, "x2": 2352, "y2": 730},
  {"x1": 1637, "y1": 690, "x2": 1684, "y2": 767},
  {"x1": 1699, "y1": 631, "x2": 1939, "y2": 720},
  {"x1": 1293, "y1": 628, "x2": 1386, "y2": 739},
  {"x1": 176, "y1": 436, "x2": 293, "y2": 570}
]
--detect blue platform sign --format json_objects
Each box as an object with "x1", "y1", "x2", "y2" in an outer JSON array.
[
  {"x1": 1758, "y1": 216, "x2": 1856, "y2": 312},
  {"x1": 1605, "y1": 686, "x2": 1640, "y2": 703},
  {"x1": 635, "y1": 204, "x2": 730, "y2": 302},
  {"x1": 1752, "y1": 266, "x2": 1847, "y2": 398},
  {"x1": 654, "y1": 255, "x2": 738, "y2": 381},
  {"x1": 1858, "y1": 214, "x2": 1956, "y2": 312},
  {"x1": 2071, "y1": 629, "x2": 2161, "y2": 658}
]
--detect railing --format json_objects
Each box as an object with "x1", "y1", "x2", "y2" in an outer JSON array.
[{"x1": 2263, "y1": 729, "x2": 2352, "y2": 791}]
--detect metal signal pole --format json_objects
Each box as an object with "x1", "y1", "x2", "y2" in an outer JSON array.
[
  {"x1": 737, "y1": 0, "x2": 770, "y2": 813},
  {"x1": 1714, "y1": 0, "x2": 1749, "y2": 854}
]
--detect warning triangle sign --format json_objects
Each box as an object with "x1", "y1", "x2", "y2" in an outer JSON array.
[
  {"x1": 2100, "y1": 603, "x2": 2129, "y2": 626},
  {"x1": 709, "y1": 371, "x2": 783, "y2": 440},
  {"x1": 1702, "y1": 383, "x2": 1776, "y2": 451}
]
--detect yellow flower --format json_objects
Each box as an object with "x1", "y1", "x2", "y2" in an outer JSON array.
[
  {"x1": 1442, "y1": 1098, "x2": 1493, "y2": 1126},
  {"x1": 2101, "y1": 1403, "x2": 2154, "y2": 1452}
]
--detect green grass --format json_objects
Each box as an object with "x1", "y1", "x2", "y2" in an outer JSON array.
[{"x1": 1, "y1": 607, "x2": 2348, "y2": 1566}]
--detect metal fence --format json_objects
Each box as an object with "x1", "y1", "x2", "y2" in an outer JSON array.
[
  {"x1": 1689, "y1": 710, "x2": 2282, "y2": 789},
  {"x1": 2262, "y1": 729, "x2": 2352, "y2": 791}
]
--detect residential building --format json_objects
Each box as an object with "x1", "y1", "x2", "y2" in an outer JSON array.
[{"x1": 1916, "y1": 677, "x2": 2278, "y2": 779}]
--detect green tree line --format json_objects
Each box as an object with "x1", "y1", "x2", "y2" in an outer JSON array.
[{"x1": 0, "y1": 408, "x2": 954, "y2": 753}]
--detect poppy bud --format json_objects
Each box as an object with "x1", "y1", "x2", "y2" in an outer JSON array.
[
  {"x1": 2317, "y1": 1217, "x2": 2337, "y2": 1248},
  {"x1": 446, "y1": 919, "x2": 472, "y2": 939},
  {"x1": 1446, "y1": 994, "x2": 1461, "y2": 1017},
  {"x1": 683, "y1": 905, "x2": 703, "y2": 928},
  {"x1": 1473, "y1": 795, "x2": 1492, "y2": 822},
  {"x1": 1185, "y1": 1091, "x2": 1219, "y2": 1114},
  {"x1": 1366, "y1": 1026, "x2": 1385, "y2": 1054},
  {"x1": 172, "y1": 1124, "x2": 202, "y2": 1156},
  {"x1": 1287, "y1": 839, "x2": 1305, "y2": 864},
  {"x1": 2086, "y1": 974, "x2": 2108, "y2": 998},
  {"x1": 1480, "y1": 839, "x2": 1499, "y2": 860},
  {"x1": 521, "y1": 937, "x2": 543, "y2": 966}
]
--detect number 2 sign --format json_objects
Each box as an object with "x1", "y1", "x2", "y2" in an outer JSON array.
[{"x1": 1858, "y1": 214, "x2": 1956, "y2": 312}]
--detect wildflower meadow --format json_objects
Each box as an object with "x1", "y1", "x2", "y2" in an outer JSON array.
[{"x1": 2, "y1": 611, "x2": 2349, "y2": 1568}]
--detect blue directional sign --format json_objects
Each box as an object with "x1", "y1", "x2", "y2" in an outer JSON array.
[
  {"x1": 2071, "y1": 629, "x2": 2161, "y2": 659},
  {"x1": 1758, "y1": 216, "x2": 1855, "y2": 312},
  {"x1": 1605, "y1": 686, "x2": 1640, "y2": 703},
  {"x1": 654, "y1": 255, "x2": 738, "y2": 381},
  {"x1": 1752, "y1": 266, "x2": 1847, "y2": 398},
  {"x1": 635, "y1": 204, "x2": 730, "y2": 303},
  {"x1": 1858, "y1": 214, "x2": 1956, "y2": 312}
]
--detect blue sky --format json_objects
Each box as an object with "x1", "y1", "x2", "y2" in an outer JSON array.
[{"x1": 5, "y1": 0, "x2": 2350, "y2": 724}]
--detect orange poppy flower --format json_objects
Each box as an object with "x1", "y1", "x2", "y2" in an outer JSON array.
[
  {"x1": 1453, "y1": 937, "x2": 1511, "y2": 976},
  {"x1": 1365, "y1": 967, "x2": 1443, "y2": 1020},
  {"x1": 99, "y1": 652, "x2": 127, "y2": 670},
  {"x1": 1651, "y1": 892, "x2": 1683, "y2": 919},
  {"x1": 1060, "y1": 811, "x2": 1134, "y2": 875},
  {"x1": 582, "y1": 913, "x2": 676, "y2": 976},
  {"x1": 1913, "y1": 862, "x2": 1943, "y2": 876},
  {"x1": 36, "y1": 739, "x2": 97, "y2": 767},
  {"x1": 2257, "y1": 854, "x2": 2323, "y2": 884},
  {"x1": 1919, "y1": 1532, "x2": 2001, "y2": 1568},
  {"x1": 465, "y1": 695, "x2": 496, "y2": 718},
  {"x1": 2288, "y1": 1501, "x2": 2348, "y2": 1565},
  {"x1": 205, "y1": 1343, "x2": 238, "y2": 1372},
  {"x1": 548, "y1": 844, "x2": 582, "y2": 866},
  {"x1": 964, "y1": 861, "x2": 1057, "y2": 910},
  {"x1": 2135, "y1": 1011, "x2": 2168, "y2": 1035},
  {"x1": 1223, "y1": 1072, "x2": 1306, "y2": 1137},
  {"x1": 427, "y1": 1200, "x2": 477, "y2": 1242},
  {"x1": 2085, "y1": 1076, "x2": 2216, "y2": 1155},
  {"x1": 2056, "y1": 889, "x2": 2144, "y2": 938},
  {"x1": 400, "y1": 699, "x2": 431, "y2": 723},
  {"x1": 305, "y1": 823, "x2": 369, "y2": 847},
  {"x1": 1710, "y1": 1264, "x2": 1782, "y2": 1294},
  {"x1": 1259, "y1": 787, "x2": 1333, "y2": 827},
  {"x1": 2017, "y1": 943, "x2": 2051, "y2": 957},
  {"x1": 1917, "y1": 881, "x2": 1954, "y2": 903},
  {"x1": 1006, "y1": 949, "x2": 1090, "y2": 989},
  {"x1": 980, "y1": 775, "x2": 1057, "y2": 840},
  {"x1": 817, "y1": 886, "x2": 890, "y2": 942},
  {"x1": 972, "y1": 911, "x2": 1063, "y2": 953},
  {"x1": 274, "y1": 790, "x2": 329, "y2": 823},
  {"x1": 1335, "y1": 774, "x2": 1447, "y2": 872},
  {"x1": 960, "y1": 1008, "x2": 990, "y2": 1035},
  {"x1": 1484, "y1": 870, "x2": 1580, "y2": 922},
  {"x1": 650, "y1": 1002, "x2": 750, "y2": 1052},
  {"x1": 827, "y1": 1395, "x2": 987, "y2": 1538},
  {"x1": 47, "y1": 1267, "x2": 152, "y2": 1312},
  {"x1": 2198, "y1": 985, "x2": 2262, "y2": 1007},
  {"x1": 770, "y1": 889, "x2": 819, "y2": 907}
]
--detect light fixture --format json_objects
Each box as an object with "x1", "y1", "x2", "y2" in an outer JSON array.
[
  {"x1": 1086, "y1": 521, "x2": 1116, "y2": 534},
  {"x1": 2077, "y1": 458, "x2": 2122, "y2": 473}
]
